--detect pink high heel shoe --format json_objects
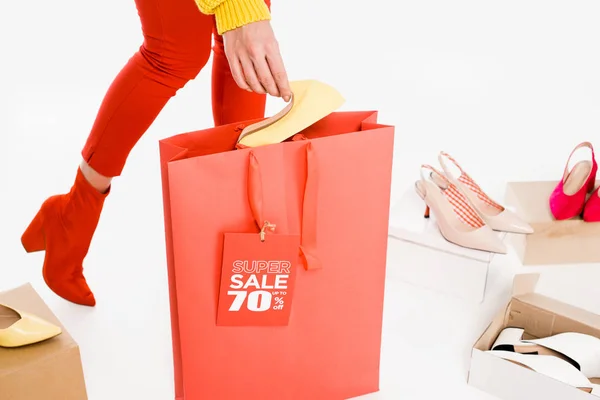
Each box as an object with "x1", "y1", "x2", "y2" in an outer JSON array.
[
  {"x1": 549, "y1": 142, "x2": 597, "y2": 220},
  {"x1": 583, "y1": 186, "x2": 600, "y2": 222}
]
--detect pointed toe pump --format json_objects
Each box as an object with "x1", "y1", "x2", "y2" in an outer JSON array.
[
  {"x1": 236, "y1": 80, "x2": 345, "y2": 148},
  {"x1": 492, "y1": 327, "x2": 600, "y2": 379},
  {"x1": 549, "y1": 142, "x2": 597, "y2": 220},
  {"x1": 437, "y1": 152, "x2": 533, "y2": 234},
  {"x1": 415, "y1": 164, "x2": 507, "y2": 254},
  {"x1": 486, "y1": 350, "x2": 594, "y2": 393},
  {"x1": 0, "y1": 304, "x2": 62, "y2": 348},
  {"x1": 583, "y1": 186, "x2": 600, "y2": 222},
  {"x1": 21, "y1": 167, "x2": 109, "y2": 307}
]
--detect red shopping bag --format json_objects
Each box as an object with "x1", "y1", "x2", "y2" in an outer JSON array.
[{"x1": 159, "y1": 111, "x2": 394, "y2": 400}]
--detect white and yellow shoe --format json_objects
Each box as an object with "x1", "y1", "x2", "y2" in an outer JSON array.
[{"x1": 0, "y1": 304, "x2": 62, "y2": 348}]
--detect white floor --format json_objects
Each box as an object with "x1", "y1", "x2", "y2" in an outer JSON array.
[{"x1": 3, "y1": 0, "x2": 600, "y2": 399}]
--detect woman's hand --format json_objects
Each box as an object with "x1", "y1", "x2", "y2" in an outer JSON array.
[{"x1": 223, "y1": 21, "x2": 292, "y2": 102}]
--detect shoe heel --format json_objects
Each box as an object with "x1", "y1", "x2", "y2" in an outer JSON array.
[
  {"x1": 21, "y1": 210, "x2": 45, "y2": 253},
  {"x1": 415, "y1": 180, "x2": 431, "y2": 219}
]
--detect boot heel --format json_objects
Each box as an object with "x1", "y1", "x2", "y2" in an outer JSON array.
[{"x1": 22, "y1": 210, "x2": 45, "y2": 253}]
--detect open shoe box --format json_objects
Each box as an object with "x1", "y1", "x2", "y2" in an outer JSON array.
[
  {"x1": 387, "y1": 187, "x2": 509, "y2": 303},
  {"x1": 468, "y1": 272, "x2": 600, "y2": 400},
  {"x1": 505, "y1": 181, "x2": 600, "y2": 266},
  {"x1": 0, "y1": 284, "x2": 88, "y2": 400}
]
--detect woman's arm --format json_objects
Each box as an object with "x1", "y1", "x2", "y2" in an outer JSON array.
[
  {"x1": 197, "y1": 0, "x2": 291, "y2": 101},
  {"x1": 196, "y1": 0, "x2": 271, "y2": 35}
]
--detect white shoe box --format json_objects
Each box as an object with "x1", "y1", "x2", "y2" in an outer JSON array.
[
  {"x1": 468, "y1": 270, "x2": 600, "y2": 400},
  {"x1": 387, "y1": 188, "x2": 509, "y2": 303}
]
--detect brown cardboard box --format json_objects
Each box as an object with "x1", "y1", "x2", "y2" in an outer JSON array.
[
  {"x1": 505, "y1": 181, "x2": 600, "y2": 265},
  {"x1": 0, "y1": 284, "x2": 88, "y2": 400},
  {"x1": 468, "y1": 273, "x2": 600, "y2": 400}
]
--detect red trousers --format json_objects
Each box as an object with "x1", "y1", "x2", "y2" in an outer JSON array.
[{"x1": 81, "y1": 0, "x2": 270, "y2": 177}]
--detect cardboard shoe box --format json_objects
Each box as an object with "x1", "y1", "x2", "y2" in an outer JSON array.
[
  {"x1": 387, "y1": 188, "x2": 509, "y2": 303},
  {"x1": 505, "y1": 181, "x2": 600, "y2": 266},
  {"x1": 0, "y1": 284, "x2": 88, "y2": 400},
  {"x1": 468, "y1": 272, "x2": 600, "y2": 400}
]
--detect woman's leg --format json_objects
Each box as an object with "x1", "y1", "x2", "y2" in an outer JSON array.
[
  {"x1": 22, "y1": 0, "x2": 215, "y2": 306},
  {"x1": 83, "y1": 0, "x2": 214, "y2": 178},
  {"x1": 211, "y1": 0, "x2": 271, "y2": 126}
]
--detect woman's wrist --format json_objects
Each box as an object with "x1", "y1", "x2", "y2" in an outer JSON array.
[{"x1": 213, "y1": 0, "x2": 271, "y2": 35}]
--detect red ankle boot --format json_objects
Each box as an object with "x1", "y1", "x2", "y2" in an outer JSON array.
[{"x1": 21, "y1": 168, "x2": 109, "y2": 306}]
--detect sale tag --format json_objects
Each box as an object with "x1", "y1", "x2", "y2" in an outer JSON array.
[{"x1": 216, "y1": 232, "x2": 300, "y2": 326}]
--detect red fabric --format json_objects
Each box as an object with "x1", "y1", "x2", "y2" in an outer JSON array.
[{"x1": 81, "y1": 0, "x2": 270, "y2": 177}]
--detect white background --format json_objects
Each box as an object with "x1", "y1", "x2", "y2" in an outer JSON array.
[{"x1": 1, "y1": 0, "x2": 600, "y2": 399}]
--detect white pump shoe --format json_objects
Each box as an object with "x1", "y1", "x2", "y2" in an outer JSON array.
[
  {"x1": 485, "y1": 350, "x2": 595, "y2": 393},
  {"x1": 491, "y1": 327, "x2": 600, "y2": 379}
]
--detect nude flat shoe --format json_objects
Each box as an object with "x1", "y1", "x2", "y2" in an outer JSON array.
[
  {"x1": 0, "y1": 304, "x2": 62, "y2": 348},
  {"x1": 492, "y1": 327, "x2": 600, "y2": 379},
  {"x1": 486, "y1": 350, "x2": 595, "y2": 393},
  {"x1": 415, "y1": 164, "x2": 507, "y2": 254},
  {"x1": 237, "y1": 79, "x2": 345, "y2": 148},
  {"x1": 436, "y1": 152, "x2": 534, "y2": 234}
]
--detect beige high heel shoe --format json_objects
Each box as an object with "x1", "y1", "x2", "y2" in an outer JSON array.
[
  {"x1": 415, "y1": 165, "x2": 507, "y2": 254},
  {"x1": 437, "y1": 152, "x2": 534, "y2": 234},
  {"x1": 0, "y1": 304, "x2": 62, "y2": 348}
]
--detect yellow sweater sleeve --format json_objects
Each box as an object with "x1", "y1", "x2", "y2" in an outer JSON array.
[{"x1": 196, "y1": 0, "x2": 271, "y2": 35}]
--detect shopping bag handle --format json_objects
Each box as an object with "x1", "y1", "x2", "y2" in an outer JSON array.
[
  {"x1": 247, "y1": 142, "x2": 321, "y2": 270},
  {"x1": 237, "y1": 80, "x2": 345, "y2": 148}
]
